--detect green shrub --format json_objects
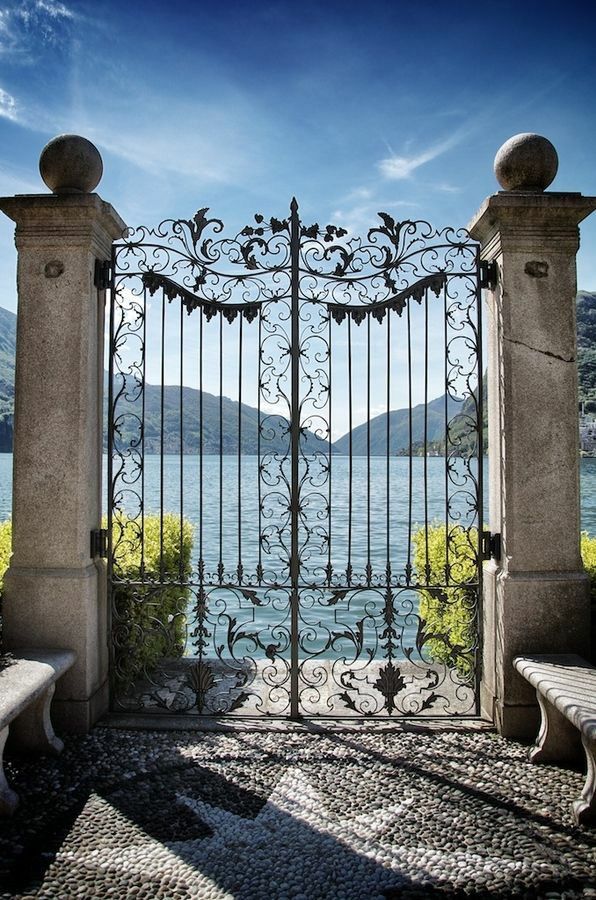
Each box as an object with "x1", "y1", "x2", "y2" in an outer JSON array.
[
  {"x1": 412, "y1": 524, "x2": 479, "y2": 678},
  {"x1": 581, "y1": 532, "x2": 596, "y2": 660},
  {"x1": 0, "y1": 520, "x2": 12, "y2": 669},
  {"x1": 415, "y1": 527, "x2": 596, "y2": 675},
  {"x1": 0, "y1": 515, "x2": 194, "y2": 685},
  {"x1": 581, "y1": 532, "x2": 596, "y2": 604},
  {"x1": 0, "y1": 520, "x2": 11, "y2": 588},
  {"x1": 111, "y1": 513, "x2": 193, "y2": 689}
]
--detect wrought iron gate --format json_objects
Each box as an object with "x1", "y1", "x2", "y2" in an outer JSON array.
[{"x1": 108, "y1": 200, "x2": 484, "y2": 718}]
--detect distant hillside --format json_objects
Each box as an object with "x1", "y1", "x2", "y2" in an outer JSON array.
[
  {"x1": 333, "y1": 394, "x2": 461, "y2": 456},
  {"x1": 0, "y1": 306, "x2": 15, "y2": 452},
  {"x1": 436, "y1": 376, "x2": 487, "y2": 456},
  {"x1": 109, "y1": 378, "x2": 321, "y2": 455},
  {"x1": 0, "y1": 295, "x2": 594, "y2": 455},
  {"x1": 577, "y1": 291, "x2": 596, "y2": 412}
]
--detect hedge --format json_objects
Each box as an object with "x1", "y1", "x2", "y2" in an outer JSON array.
[
  {"x1": 412, "y1": 524, "x2": 478, "y2": 677},
  {"x1": 414, "y1": 526, "x2": 596, "y2": 676},
  {"x1": 0, "y1": 520, "x2": 10, "y2": 587},
  {"x1": 581, "y1": 531, "x2": 596, "y2": 661},
  {"x1": 581, "y1": 531, "x2": 596, "y2": 611},
  {"x1": 110, "y1": 513, "x2": 193, "y2": 688},
  {"x1": 0, "y1": 520, "x2": 11, "y2": 669},
  {"x1": 0, "y1": 516, "x2": 194, "y2": 686}
]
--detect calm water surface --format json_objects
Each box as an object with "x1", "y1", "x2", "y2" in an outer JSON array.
[
  {"x1": 2, "y1": 453, "x2": 595, "y2": 661},
  {"x1": 0, "y1": 453, "x2": 596, "y2": 535}
]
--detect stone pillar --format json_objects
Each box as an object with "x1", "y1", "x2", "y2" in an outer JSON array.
[
  {"x1": 0, "y1": 135, "x2": 125, "y2": 733},
  {"x1": 468, "y1": 134, "x2": 596, "y2": 738}
]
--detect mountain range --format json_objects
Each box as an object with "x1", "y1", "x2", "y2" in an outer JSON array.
[
  {"x1": 0, "y1": 306, "x2": 15, "y2": 453},
  {"x1": 577, "y1": 291, "x2": 596, "y2": 412},
  {"x1": 1, "y1": 296, "x2": 594, "y2": 454}
]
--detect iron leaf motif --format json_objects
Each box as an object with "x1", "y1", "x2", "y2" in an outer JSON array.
[
  {"x1": 188, "y1": 661, "x2": 216, "y2": 712},
  {"x1": 374, "y1": 662, "x2": 406, "y2": 715},
  {"x1": 301, "y1": 223, "x2": 319, "y2": 239},
  {"x1": 227, "y1": 691, "x2": 250, "y2": 712},
  {"x1": 239, "y1": 588, "x2": 264, "y2": 607},
  {"x1": 270, "y1": 216, "x2": 288, "y2": 234}
]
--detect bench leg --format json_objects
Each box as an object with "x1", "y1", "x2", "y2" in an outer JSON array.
[
  {"x1": 10, "y1": 684, "x2": 63, "y2": 756},
  {"x1": 529, "y1": 691, "x2": 582, "y2": 765},
  {"x1": 0, "y1": 726, "x2": 19, "y2": 815},
  {"x1": 573, "y1": 734, "x2": 596, "y2": 826}
]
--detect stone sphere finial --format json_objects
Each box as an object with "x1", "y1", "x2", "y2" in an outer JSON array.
[
  {"x1": 494, "y1": 133, "x2": 558, "y2": 192},
  {"x1": 39, "y1": 134, "x2": 103, "y2": 194}
]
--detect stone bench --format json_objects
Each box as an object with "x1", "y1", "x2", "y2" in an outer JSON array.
[
  {"x1": 0, "y1": 648, "x2": 76, "y2": 815},
  {"x1": 513, "y1": 653, "x2": 596, "y2": 825}
]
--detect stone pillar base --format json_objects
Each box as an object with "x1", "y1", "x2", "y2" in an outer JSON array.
[
  {"x1": 3, "y1": 563, "x2": 109, "y2": 732},
  {"x1": 481, "y1": 566, "x2": 590, "y2": 739},
  {"x1": 52, "y1": 680, "x2": 110, "y2": 734}
]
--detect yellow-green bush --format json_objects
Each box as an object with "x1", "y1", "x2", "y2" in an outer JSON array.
[
  {"x1": 412, "y1": 524, "x2": 479, "y2": 678},
  {"x1": 581, "y1": 532, "x2": 596, "y2": 603},
  {"x1": 0, "y1": 520, "x2": 12, "y2": 668},
  {"x1": 111, "y1": 513, "x2": 193, "y2": 687},
  {"x1": 0, "y1": 516, "x2": 194, "y2": 685},
  {"x1": 415, "y1": 527, "x2": 596, "y2": 675},
  {"x1": 581, "y1": 532, "x2": 596, "y2": 660},
  {"x1": 0, "y1": 520, "x2": 11, "y2": 588}
]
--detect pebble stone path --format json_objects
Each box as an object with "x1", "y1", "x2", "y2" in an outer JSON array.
[{"x1": 0, "y1": 725, "x2": 594, "y2": 899}]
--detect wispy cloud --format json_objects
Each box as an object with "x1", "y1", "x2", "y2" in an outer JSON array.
[
  {"x1": 34, "y1": 0, "x2": 74, "y2": 19},
  {"x1": 431, "y1": 181, "x2": 461, "y2": 194},
  {"x1": 330, "y1": 197, "x2": 419, "y2": 237},
  {"x1": 0, "y1": 78, "x2": 266, "y2": 189},
  {"x1": 378, "y1": 132, "x2": 464, "y2": 181},
  {"x1": 0, "y1": 86, "x2": 17, "y2": 121},
  {"x1": 0, "y1": 0, "x2": 75, "y2": 60},
  {"x1": 343, "y1": 186, "x2": 373, "y2": 203}
]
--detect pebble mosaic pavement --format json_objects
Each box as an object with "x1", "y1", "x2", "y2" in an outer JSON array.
[{"x1": 0, "y1": 725, "x2": 594, "y2": 899}]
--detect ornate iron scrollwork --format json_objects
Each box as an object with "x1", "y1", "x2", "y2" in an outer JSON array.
[{"x1": 108, "y1": 201, "x2": 483, "y2": 718}]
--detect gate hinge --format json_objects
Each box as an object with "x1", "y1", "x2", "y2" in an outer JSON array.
[
  {"x1": 90, "y1": 528, "x2": 108, "y2": 559},
  {"x1": 94, "y1": 259, "x2": 111, "y2": 291},
  {"x1": 481, "y1": 530, "x2": 501, "y2": 562},
  {"x1": 479, "y1": 260, "x2": 498, "y2": 290}
]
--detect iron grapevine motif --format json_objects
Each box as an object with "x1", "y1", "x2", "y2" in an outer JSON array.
[{"x1": 109, "y1": 201, "x2": 482, "y2": 718}]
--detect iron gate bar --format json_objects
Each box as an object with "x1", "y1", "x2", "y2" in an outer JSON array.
[
  {"x1": 290, "y1": 197, "x2": 300, "y2": 718},
  {"x1": 108, "y1": 202, "x2": 484, "y2": 718},
  {"x1": 218, "y1": 314, "x2": 223, "y2": 580}
]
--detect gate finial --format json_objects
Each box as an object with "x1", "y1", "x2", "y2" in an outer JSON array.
[
  {"x1": 494, "y1": 133, "x2": 558, "y2": 192},
  {"x1": 39, "y1": 134, "x2": 103, "y2": 195}
]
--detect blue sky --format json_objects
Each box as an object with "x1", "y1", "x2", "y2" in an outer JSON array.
[
  {"x1": 0, "y1": 0, "x2": 595, "y2": 300},
  {"x1": 1, "y1": 0, "x2": 596, "y2": 433}
]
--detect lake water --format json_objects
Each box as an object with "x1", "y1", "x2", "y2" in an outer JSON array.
[
  {"x1": 3, "y1": 454, "x2": 596, "y2": 534},
  {"x1": 2, "y1": 452, "x2": 595, "y2": 714}
]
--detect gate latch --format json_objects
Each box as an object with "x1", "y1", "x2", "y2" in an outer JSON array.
[
  {"x1": 90, "y1": 528, "x2": 108, "y2": 559},
  {"x1": 481, "y1": 530, "x2": 501, "y2": 562},
  {"x1": 94, "y1": 259, "x2": 111, "y2": 291},
  {"x1": 479, "y1": 260, "x2": 498, "y2": 290}
]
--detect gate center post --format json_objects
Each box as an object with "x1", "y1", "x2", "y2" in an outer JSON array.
[{"x1": 289, "y1": 197, "x2": 300, "y2": 718}]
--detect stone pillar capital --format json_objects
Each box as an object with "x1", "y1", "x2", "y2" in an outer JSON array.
[
  {"x1": 0, "y1": 192, "x2": 126, "y2": 257},
  {"x1": 468, "y1": 192, "x2": 596, "y2": 258}
]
